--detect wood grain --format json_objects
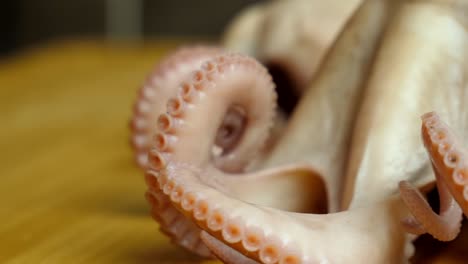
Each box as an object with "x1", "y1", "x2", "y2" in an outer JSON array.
[{"x1": 0, "y1": 40, "x2": 466, "y2": 263}]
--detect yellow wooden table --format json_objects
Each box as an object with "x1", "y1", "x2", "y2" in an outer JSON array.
[{"x1": 0, "y1": 40, "x2": 466, "y2": 263}]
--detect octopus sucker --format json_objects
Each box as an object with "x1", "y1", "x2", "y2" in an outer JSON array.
[
  {"x1": 130, "y1": 45, "x2": 223, "y2": 169},
  {"x1": 146, "y1": 187, "x2": 211, "y2": 257},
  {"x1": 145, "y1": 161, "x2": 211, "y2": 256},
  {"x1": 221, "y1": 217, "x2": 244, "y2": 244},
  {"x1": 400, "y1": 113, "x2": 468, "y2": 241},
  {"x1": 157, "y1": 113, "x2": 182, "y2": 134},
  {"x1": 156, "y1": 53, "x2": 277, "y2": 173}
]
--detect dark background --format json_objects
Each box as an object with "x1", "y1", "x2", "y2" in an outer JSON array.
[{"x1": 0, "y1": 0, "x2": 263, "y2": 56}]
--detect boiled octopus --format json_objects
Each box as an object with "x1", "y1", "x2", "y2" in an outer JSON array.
[{"x1": 130, "y1": 0, "x2": 468, "y2": 263}]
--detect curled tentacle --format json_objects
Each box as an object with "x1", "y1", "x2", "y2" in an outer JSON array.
[
  {"x1": 149, "y1": 53, "x2": 277, "y2": 174},
  {"x1": 148, "y1": 163, "x2": 410, "y2": 264},
  {"x1": 399, "y1": 171, "x2": 462, "y2": 241},
  {"x1": 145, "y1": 53, "x2": 277, "y2": 257},
  {"x1": 132, "y1": 46, "x2": 223, "y2": 257},
  {"x1": 130, "y1": 46, "x2": 223, "y2": 169},
  {"x1": 149, "y1": 53, "x2": 325, "y2": 211},
  {"x1": 399, "y1": 112, "x2": 465, "y2": 241},
  {"x1": 146, "y1": 54, "x2": 327, "y2": 257},
  {"x1": 419, "y1": 112, "x2": 468, "y2": 216},
  {"x1": 150, "y1": 52, "x2": 276, "y2": 172},
  {"x1": 146, "y1": 53, "x2": 407, "y2": 263}
]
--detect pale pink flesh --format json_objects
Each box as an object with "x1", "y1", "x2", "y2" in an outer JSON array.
[
  {"x1": 132, "y1": 46, "x2": 224, "y2": 257},
  {"x1": 130, "y1": 46, "x2": 223, "y2": 169},
  {"x1": 399, "y1": 112, "x2": 467, "y2": 241},
  {"x1": 143, "y1": 53, "x2": 280, "y2": 258}
]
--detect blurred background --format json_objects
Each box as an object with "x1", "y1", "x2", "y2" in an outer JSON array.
[
  {"x1": 2, "y1": 1, "x2": 468, "y2": 263},
  {"x1": 0, "y1": 0, "x2": 263, "y2": 57}
]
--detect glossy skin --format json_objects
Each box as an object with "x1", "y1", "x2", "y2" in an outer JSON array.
[{"x1": 133, "y1": 0, "x2": 468, "y2": 263}]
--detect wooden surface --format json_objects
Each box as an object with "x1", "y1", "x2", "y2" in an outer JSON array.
[{"x1": 0, "y1": 40, "x2": 467, "y2": 263}]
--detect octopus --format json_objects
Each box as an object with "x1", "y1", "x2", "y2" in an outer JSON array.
[{"x1": 130, "y1": 0, "x2": 468, "y2": 263}]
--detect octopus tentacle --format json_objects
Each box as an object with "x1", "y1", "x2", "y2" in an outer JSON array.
[
  {"x1": 420, "y1": 112, "x2": 468, "y2": 216},
  {"x1": 145, "y1": 54, "x2": 331, "y2": 257},
  {"x1": 398, "y1": 166, "x2": 462, "y2": 241},
  {"x1": 149, "y1": 53, "x2": 326, "y2": 212},
  {"x1": 145, "y1": 53, "x2": 282, "y2": 257},
  {"x1": 200, "y1": 231, "x2": 259, "y2": 264},
  {"x1": 132, "y1": 46, "x2": 223, "y2": 257},
  {"x1": 145, "y1": 173, "x2": 211, "y2": 257},
  {"x1": 148, "y1": 164, "x2": 411, "y2": 263},
  {"x1": 150, "y1": 53, "x2": 276, "y2": 173},
  {"x1": 399, "y1": 112, "x2": 467, "y2": 241},
  {"x1": 130, "y1": 45, "x2": 223, "y2": 169}
]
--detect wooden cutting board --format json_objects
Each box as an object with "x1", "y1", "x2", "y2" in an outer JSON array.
[{"x1": 0, "y1": 40, "x2": 466, "y2": 263}]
